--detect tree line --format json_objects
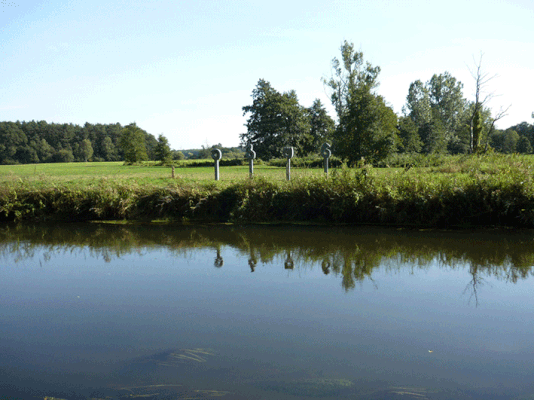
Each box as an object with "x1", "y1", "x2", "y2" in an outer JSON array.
[
  {"x1": 241, "y1": 41, "x2": 534, "y2": 163},
  {"x1": 0, "y1": 119, "x2": 248, "y2": 165},
  {"x1": 0, "y1": 120, "x2": 178, "y2": 165},
  {"x1": 2, "y1": 41, "x2": 533, "y2": 166}
]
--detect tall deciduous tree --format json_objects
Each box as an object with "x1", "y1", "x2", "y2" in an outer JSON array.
[
  {"x1": 37, "y1": 138, "x2": 54, "y2": 162},
  {"x1": 155, "y1": 134, "x2": 172, "y2": 164},
  {"x1": 404, "y1": 80, "x2": 432, "y2": 127},
  {"x1": 323, "y1": 41, "x2": 398, "y2": 164},
  {"x1": 145, "y1": 133, "x2": 158, "y2": 161},
  {"x1": 304, "y1": 99, "x2": 335, "y2": 155},
  {"x1": 397, "y1": 116, "x2": 422, "y2": 153},
  {"x1": 404, "y1": 72, "x2": 467, "y2": 154},
  {"x1": 490, "y1": 129, "x2": 519, "y2": 153},
  {"x1": 101, "y1": 136, "x2": 118, "y2": 161},
  {"x1": 241, "y1": 79, "x2": 311, "y2": 159},
  {"x1": 75, "y1": 139, "x2": 94, "y2": 162},
  {"x1": 0, "y1": 122, "x2": 28, "y2": 164},
  {"x1": 517, "y1": 136, "x2": 533, "y2": 154},
  {"x1": 404, "y1": 80, "x2": 446, "y2": 153},
  {"x1": 119, "y1": 123, "x2": 148, "y2": 163},
  {"x1": 428, "y1": 72, "x2": 466, "y2": 143}
]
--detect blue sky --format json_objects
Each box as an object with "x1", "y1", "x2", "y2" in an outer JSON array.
[{"x1": 1, "y1": 0, "x2": 533, "y2": 150}]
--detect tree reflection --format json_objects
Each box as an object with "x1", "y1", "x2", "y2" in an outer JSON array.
[
  {"x1": 463, "y1": 265, "x2": 484, "y2": 307},
  {"x1": 2, "y1": 223, "x2": 534, "y2": 297}
]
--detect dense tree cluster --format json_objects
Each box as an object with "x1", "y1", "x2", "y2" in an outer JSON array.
[
  {"x1": 240, "y1": 79, "x2": 334, "y2": 159},
  {"x1": 0, "y1": 119, "x2": 247, "y2": 165},
  {"x1": 323, "y1": 41, "x2": 398, "y2": 164},
  {"x1": 241, "y1": 41, "x2": 534, "y2": 163},
  {"x1": 0, "y1": 120, "x2": 166, "y2": 165},
  {"x1": 491, "y1": 122, "x2": 534, "y2": 154},
  {"x1": 183, "y1": 144, "x2": 244, "y2": 160}
]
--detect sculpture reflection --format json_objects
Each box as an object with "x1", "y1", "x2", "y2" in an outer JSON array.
[
  {"x1": 248, "y1": 248, "x2": 257, "y2": 272},
  {"x1": 248, "y1": 258, "x2": 256, "y2": 272},
  {"x1": 321, "y1": 260, "x2": 330, "y2": 275},
  {"x1": 284, "y1": 251, "x2": 294, "y2": 270},
  {"x1": 2, "y1": 223, "x2": 534, "y2": 297},
  {"x1": 214, "y1": 247, "x2": 224, "y2": 268}
]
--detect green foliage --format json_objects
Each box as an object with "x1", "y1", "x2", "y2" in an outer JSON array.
[
  {"x1": 509, "y1": 122, "x2": 534, "y2": 149},
  {"x1": 172, "y1": 150, "x2": 185, "y2": 160},
  {"x1": 0, "y1": 121, "x2": 28, "y2": 164},
  {"x1": 155, "y1": 134, "x2": 172, "y2": 165},
  {"x1": 472, "y1": 108, "x2": 483, "y2": 153},
  {"x1": 0, "y1": 120, "x2": 162, "y2": 164},
  {"x1": 404, "y1": 80, "x2": 432, "y2": 127},
  {"x1": 174, "y1": 158, "x2": 246, "y2": 167},
  {"x1": 379, "y1": 152, "x2": 452, "y2": 168},
  {"x1": 491, "y1": 129, "x2": 520, "y2": 153},
  {"x1": 517, "y1": 136, "x2": 533, "y2": 154},
  {"x1": 77, "y1": 138, "x2": 94, "y2": 162},
  {"x1": 119, "y1": 123, "x2": 149, "y2": 163},
  {"x1": 180, "y1": 145, "x2": 245, "y2": 160},
  {"x1": 304, "y1": 99, "x2": 335, "y2": 154},
  {"x1": 324, "y1": 41, "x2": 398, "y2": 164},
  {"x1": 101, "y1": 136, "x2": 118, "y2": 161},
  {"x1": 37, "y1": 138, "x2": 54, "y2": 162},
  {"x1": 397, "y1": 116, "x2": 422, "y2": 153},
  {"x1": 404, "y1": 73, "x2": 467, "y2": 154},
  {"x1": 322, "y1": 41, "x2": 379, "y2": 118},
  {"x1": 241, "y1": 79, "x2": 314, "y2": 159},
  {"x1": 266, "y1": 156, "x2": 342, "y2": 169},
  {"x1": 54, "y1": 149, "x2": 74, "y2": 163},
  {"x1": 144, "y1": 133, "x2": 159, "y2": 160},
  {"x1": 428, "y1": 72, "x2": 467, "y2": 146}
]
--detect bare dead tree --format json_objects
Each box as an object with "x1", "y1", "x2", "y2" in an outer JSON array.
[
  {"x1": 463, "y1": 265, "x2": 485, "y2": 307},
  {"x1": 467, "y1": 54, "x2": 498, "y2": 153},
  {"x1": 467, "y1": 54, "x2": 515, "y2": 154}
]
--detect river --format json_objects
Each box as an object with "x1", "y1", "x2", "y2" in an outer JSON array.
[{"x1": 1, "y1": 223, "x2": 534, "y2": 399}]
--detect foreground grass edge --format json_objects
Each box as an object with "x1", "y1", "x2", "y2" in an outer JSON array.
[{"x1": 2, "y1": 161, "x2": 534, "y2": 228}]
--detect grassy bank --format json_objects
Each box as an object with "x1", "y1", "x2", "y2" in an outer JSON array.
[{"x1": 1, "y1": 154, "x2": 534, "y2": 227}]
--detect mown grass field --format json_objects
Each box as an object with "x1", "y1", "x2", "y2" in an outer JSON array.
[
  {"x1": 0, "y1": 161, "x2": 330, "y2": 187},
  {"x1": 1, "y1": 154, "x2": 534, "y2": 227}
]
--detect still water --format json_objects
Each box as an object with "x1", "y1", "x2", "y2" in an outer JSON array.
[{"x1": 1, "y1": 223, "x2": 534, "y2": 399}]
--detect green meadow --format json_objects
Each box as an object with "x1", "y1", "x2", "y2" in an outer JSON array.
[
  {"x1": 0, "y1": 161, "x2": 324, "y2": 186},
  {"x1": 1, "y1": 154, "x2": 534, "y2": 228}
]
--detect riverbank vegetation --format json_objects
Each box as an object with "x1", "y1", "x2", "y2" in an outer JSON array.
[{"x1": 1, "y1": 153, "x2": 534, "y2": 228}]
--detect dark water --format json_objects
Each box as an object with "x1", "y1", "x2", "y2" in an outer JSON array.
[{"x1": 1, "y1": 223, "x2": 534, "y2": 400}]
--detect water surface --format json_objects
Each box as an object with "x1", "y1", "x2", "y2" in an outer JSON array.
[{"x1": 1, "y1": 224, "x2": 534, "y2": 399}]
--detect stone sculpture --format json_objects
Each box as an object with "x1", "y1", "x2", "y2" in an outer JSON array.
[
  {"x1": 245, "y1": 143, "x2": 256, "y2": 178},
  {"x1": 211, "y1": 149, "x2": 222, "y2": 181},
  {"x1": 320, "y1": 143, "x2": 331, "y2": 175},
  {"x1": 282, "y1": 146, "x2": 294, "y2": 181}
]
